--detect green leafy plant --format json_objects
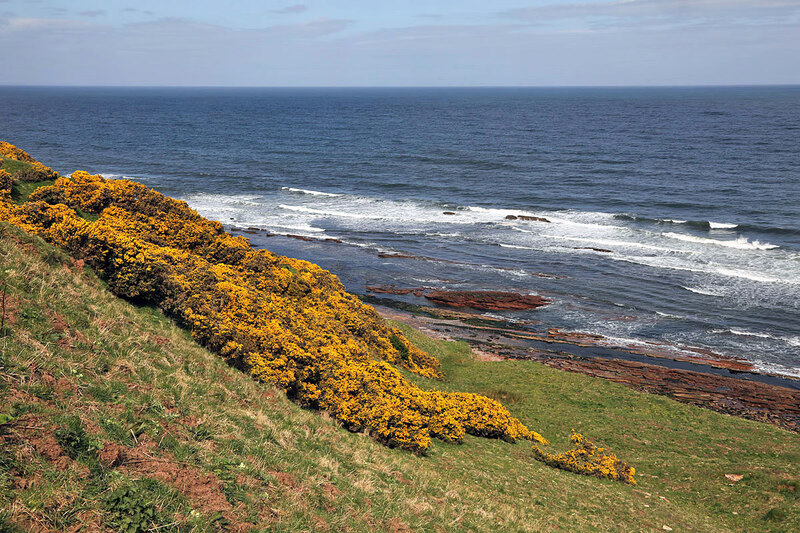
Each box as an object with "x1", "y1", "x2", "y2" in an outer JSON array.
[
  {"x1": 191, "y1": 424, "x2": 214, "y2": 441},
  {"x1": 54, "y1": 416, "x2": 99, "y2": 459},
  {"x1": 104, "y1": 484, "x2": 159, "y2": 533}
]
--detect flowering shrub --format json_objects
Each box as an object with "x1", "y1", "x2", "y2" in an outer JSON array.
[
  {"x1": 0, "y1": 146, "x2": 642, "y2": 480},
  {"x1": 532, "y1": 431, "x2": 636, "y2": 484},
  {"x1": 0, "y1": 170, "x2": 12, "y2": 198},
  {"x1": 0, "y1": 153, "x2": 552, "y2": 454},
  {"x1": 0, "y1": 142, "x2": 60, "y2": 181}
]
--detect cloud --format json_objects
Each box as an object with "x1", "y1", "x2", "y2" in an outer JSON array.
[
  {"x1": 500, "y1": 0, "x2": 800, "y2": 30},
  {"x1": 0, "y1": 17, "x2": 101, "y2": 32},
  {"x1": 123, "y1": 7, "x2": 155, "y2": 15},
  {"x1": 78, "y1": 10, "x2": 106, "y2": 18},
  {"x1": 273, "y1": 4, "x2": 308, "y2": 15},
  {"x1": 0, "y1": 6, "x2": 797, "y2": 86}
]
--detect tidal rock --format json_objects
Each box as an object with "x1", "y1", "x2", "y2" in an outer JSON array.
[
  {"x1": 366, "y1": 285, "x2": 429, "y2": 297},
  {"x1": 286, "y1": 234, "x2": 315, "y2": 242},
  {"x1": 517, "y1": 215, "x2": 550, "y2": 223},
  {"x1": 574, "y1": 246, "x2": 613, "y2": 253},
  {"x1": 424, "y1": 290, "x2": 550, "y2": 311}
]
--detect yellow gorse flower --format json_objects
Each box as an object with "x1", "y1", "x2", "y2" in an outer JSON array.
[
  {"x1": 0, "y1": 141, "x2": 60, "y2": 181},
  {"x1": 532, "y1": 430, "x2": 636, "y2": 484}
]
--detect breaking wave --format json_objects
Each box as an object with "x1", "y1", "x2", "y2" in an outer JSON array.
[{"x1": 663, "y1": 232, "x2": 779, "y2": 250}]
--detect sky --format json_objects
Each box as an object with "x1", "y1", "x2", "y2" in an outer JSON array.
[{"x1": 0, "y1": 0, "x2": 799, "y2": 86}]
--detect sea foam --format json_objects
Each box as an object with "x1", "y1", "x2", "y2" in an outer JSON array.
[{"x1": 664, "y1": 232, "x2": 778, "y2": 250}]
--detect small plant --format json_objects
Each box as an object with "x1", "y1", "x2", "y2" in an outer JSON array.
[
  {"x1": 0, "y1": 280, "x2": 7, "y2": 336},
  {"x1": 0, "y1": 510, "x2": 23, "y2": 533},
  {"x1": 42, "y1": 248, "x2": 66, "y2": 266},
  {"x1": 762, "y1": 507, "x2": 787, "y2": 522},
  {"x1": 87, "y1": 384, "x2": 115, "y2": 403},
  {"x1": 191, "y1": 424, "x2": 214, "y2": 441},
  {"x1": 54, "y1": 416, "x2": 99, "y2": 460},
  {"x1": 532, "y1": 431, "x2": 636, "y2": 485},
  {"x1": 210, "y1": 511, "x2": 231, "y2": 531},
  {"x1": 0, "y1": 412, "x2": 16, "y2": 436},
  {"x1": 104, "y1": 483, "x2": 159, "y2": 533},
  {"x1": 389, "y1": 333, "x2": 410, "y2": 363}
]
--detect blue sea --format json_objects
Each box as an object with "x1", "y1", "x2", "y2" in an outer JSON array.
[{"x1": 3, "y1": 86, "x2": 799, "y2": 377}]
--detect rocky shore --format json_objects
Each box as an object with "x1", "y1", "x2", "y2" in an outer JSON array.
[
  {"x1": 366, "y1": 286, "x2": 550, "y2": 310},
  {"x1": 371, "y1": 300, "x2": 800, "y2": 433}
]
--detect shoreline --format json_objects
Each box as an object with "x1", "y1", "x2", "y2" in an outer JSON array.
[
  {"x1": 374, "y1": 302, "x2": 800, "y2": 433},
  {"x1": 234, "y1": 227, "x2": 800, "y2": 382}
]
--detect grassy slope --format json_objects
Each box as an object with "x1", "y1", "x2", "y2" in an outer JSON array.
[
  {"x1": 1, "y1": 158, "x2": 51, "y2": 201},
  {"x1": 0, "y1": 222, "x2": 798, "y2": 532}
]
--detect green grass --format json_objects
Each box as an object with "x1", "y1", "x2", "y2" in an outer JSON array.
[
  {"x1": 0, "y1": 157, "x2": 34, "y2": 176},
  {"x1": 1, "y1": 158, "x2": 57, "y2": 205},
  {"x1": 1, "y1": 155, "x2": 56, "y2": 204},
  {"x1": 4, "y1": 175, "x2": 99, "y2": 221},
  {"x1": 9, "y1": 179, "x2": 55, "y2": 204},
  {"x1": 0, "y1": 221, "x2": 798, "y2": 532}
]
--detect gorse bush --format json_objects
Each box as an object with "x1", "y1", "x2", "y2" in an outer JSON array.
[
  {"x1": 0, "y1": 142, "x2": 59, "y2": 182},
  {"x1": 0, "y1": 148, "x2": 545, "y2": 454},
  {"x1": 0, "y1": 143, "x2": 634, "y2": 482},
  {"x1": 531, "y1": 431, "x2": 636, "y2": 484}
]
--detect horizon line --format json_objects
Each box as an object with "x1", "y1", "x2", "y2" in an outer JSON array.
[{"x1": 2, "y1": 83, "x2": 800, "y2": 90}]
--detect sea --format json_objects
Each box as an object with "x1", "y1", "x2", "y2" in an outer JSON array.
[{"x1": 2, "y1": 86, "x2": 799, "y2": 377}]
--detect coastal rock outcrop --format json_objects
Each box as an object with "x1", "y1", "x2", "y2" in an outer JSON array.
[
  {"x1": 424, "y1": 290, "x2": 550, "y2": 311},
  {"x1": 505, "y1": 214, "x2": 550, "y2": 223}
]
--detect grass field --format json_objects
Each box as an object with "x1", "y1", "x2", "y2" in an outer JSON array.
[{"x1": 1, "y1": 221, "x2": 798, "y2": 532}]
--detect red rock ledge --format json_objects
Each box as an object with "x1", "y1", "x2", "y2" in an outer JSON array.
[{"x1": 423, "y1": 290, "x2": 550, "y2": 311}]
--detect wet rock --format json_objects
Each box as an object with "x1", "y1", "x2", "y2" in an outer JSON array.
[
  {"x1": 366, "y1": 285, "x2": 429, "y2": 297},
  {"x1": 574, "y1": 246, "x2": 614, "y2": 253},
  {"x1": 517, "y1": 215, "x2": 550, "y2": 223},
  {"x1": 377, "y1": 252, "x2": 421, "y2": 259},
  {"x1": 286, "y1": 234, "x2": 315, "y2": 242},
  {"x1": 424, "y1": 290, "x2": 550, "y2": 311}
]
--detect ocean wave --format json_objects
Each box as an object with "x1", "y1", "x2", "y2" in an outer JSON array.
[
  {"x1": 278, "y1": 204, "x2": 382, "y2": 219},
  {"x1": 265, "y1": 224, "x2": 326, "y2": 234},
  {"x1": 614, "y1": 214, "x2": 687, "y2": 225},
  {"x1": 713, "y1": 267, "x2": 788, "y2": 284},
  {"x1": 498, "y1": 243, "x2": 537, "y2": 250},
  {"x1": 663, "y1": 232, "x2": 779, "y2": 250},
  {"x1": 614, "y1": 214, "x2": 800, "y2": 237},
  {"x1": 281, "y1": 187, "x2": 342, "y2": 197},
  {"x1": 655, "y1": 311, "x2": 688, "y2": 319},
  {"x1": 100, "y1": 172, "x2": 137, "y2": 180},
  {"x1": 751, "y1": 361, "x2": 800, "y2": 379},
  {"x1": 711, "y1": 328, "x2": 800, "y2": 347},
  {"x1": 548, "y1": 235, "x2": 674, "y2": 252},
  {"x1": 613, "y1": 255, "x2": 793, "y2": 284},
  {"x1": 683, "y1": 286, "x2": 724, "y2": 297},
  {"x1": 466, "y1": 205, "x2": 547, "y2": 220},
  {"x1": 709, "y1": 221, "x2": 738, "y2": 229}
]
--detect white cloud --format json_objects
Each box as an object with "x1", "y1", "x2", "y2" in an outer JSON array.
[
  {"x1": 500, "y1": 0, "x2": 800, "y2": 29},
  {"x1": 0, "y1": 5, "x2": 797, "y2": 86}
]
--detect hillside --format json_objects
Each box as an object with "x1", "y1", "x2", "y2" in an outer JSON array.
[{"x1": 0, "y1": 146, "x2": 798, "y2": 532}]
